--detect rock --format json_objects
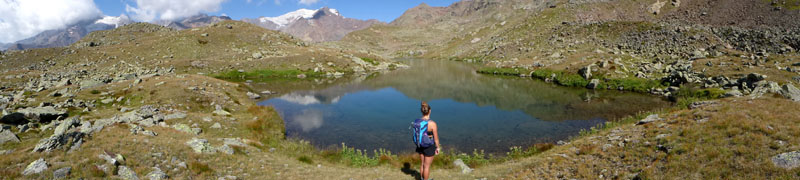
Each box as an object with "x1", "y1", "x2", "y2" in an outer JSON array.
[
  {"x1": 578, "y1": 65, "x2": 592, "y2": 79},
  {"x1": 637, "y1": 114, "x2": 662, "y2": 125},
  {"x1": 186, "y1": 138, "x2": 216, "y2": 153},
  {"x1": 225, "y1": 24, "x2": 233, "y2": 29},
  {"x1": 689, "y1": 101, "x2": 718, "y2": 109},
  {"x1": 549, "y1": 52, "x2": 561, "y2": 58},
  {"x1": 211, "y1": 123, "x2": 222, "y2": 129},
  {"x1": 79, "y1": 80, "x2": 105, "y2": 89},
  {"x1": 218, "y1": 145, "x2": 234, "y2": 155},
  {"x1": 201, "y1": 33, "x2": 209, "y2": 37},
  {"x1": 470, "y1": 38, "x2": 481, "y2": 43},
  {"x1": 172, "y1": 123, "x2": 202, "y2": 135},
  {"x1": 0, "y1": 112, "x2": 27, "y2": 124},
  {"x1": 164, "y1": 112, "x2": 187, "y2": 120},
  {"x1": 0, "y1": 129, "x2": 21, "y2": 144},
  {"x1": 252, "y1": 52, "x2": 262, "y2": 59},
  {"x1": 33, "y1": 131, "x2": 85, "y2": 152},
  {"x1": 145, "y1": 168, "x2": 168, "y2": 180},
  {"x1": 453, "y1": 159, "x2": 473, "y2": 174},
  {"x1": 22, "y1": 158, "x2": 48, "y2": 175},
  {"x1": 101, "y1": 98, "x2": 114, "y2": 104},
  {"x1": 53, "y1": 167, "x2": 71, "y2": 179},
  {"x1": 671, "y1": 0, "x2": 680, "y2": 7},
  {"x1": 213, "y1": 109, "x2": 231, "y2": 116},
  {"x1": 587, "y1": 79, "x2": 600, "y2": 89},
  {"x1": 98, "y1": 153, "x2": 121, "y2": 166},
  {"x1": 723, "y1": 89, "x2": 743, "y2": 97},
  {"x1": 772, "y1": 151, "x2": 800, "y2": 169},
  {"x1": 649, "y1": 0, "x2": 666, "y2": 14},
  {"x1": 260, "y1": 90, "x2": 273, "y2": 94},
  {"x1": 247, "y1": 92, "x2": 261, "y2": 99},
  {"x1": 53, "y1": 117, "x2": 80, "y2": 136},
  {"x1": 118, "y1": 166, "x2": 139, "y2": 180},
  {"x1": 17, "y1": 106, "x2": 68, "y2": 123},
  {"x1": 780, "y1": 84, "x2": 800, "y2": 101}
]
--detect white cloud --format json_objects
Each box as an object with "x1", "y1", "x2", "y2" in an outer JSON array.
[
  {"x1": 125, "y1": 0, "x2": 228, "y2": 22},
  {"x1": 0, "y1": 0, "x2": 102, "y2": 43},
  {"x1": 298, "y1": 0, "x2": 319, "y2": 5}
]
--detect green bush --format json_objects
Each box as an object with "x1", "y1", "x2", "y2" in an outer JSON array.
[
  {"x1": 297, "y1": 156, "x2": 313, "y2": 164},
  {"x1": 338, "y1": 143, "x2": 379, "y2": 167},
  {"x1": 455, "y1": 149, "x2": 490, "y2": 168}
]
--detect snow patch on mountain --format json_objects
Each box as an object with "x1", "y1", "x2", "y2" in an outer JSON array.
[{"x1": 258, "y1": 8, "x2": 341, "y2": 27}]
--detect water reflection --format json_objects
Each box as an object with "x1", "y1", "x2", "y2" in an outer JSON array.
[{"x1": 258, "y1": 59, "x2": 670, "y2": 154}]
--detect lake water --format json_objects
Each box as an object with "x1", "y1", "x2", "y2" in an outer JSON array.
[{"x1": 256, "y1": 59, "x2": 670, "y2": 155}]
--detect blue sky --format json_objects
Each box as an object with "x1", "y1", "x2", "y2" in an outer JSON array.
[{"x1": 100, "y1": 0, "x2": 459, "y2": 22}]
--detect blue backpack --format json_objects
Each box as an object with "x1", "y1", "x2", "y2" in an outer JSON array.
[{"x1": 411, "y1": 119, "x2": 436, "y2": 147}]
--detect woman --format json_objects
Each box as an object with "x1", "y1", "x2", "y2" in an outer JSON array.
[{"x1": 416, "y1": 102, "x2": 440, "y2": 180}]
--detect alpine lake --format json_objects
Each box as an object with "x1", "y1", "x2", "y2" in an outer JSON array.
[{"x1": 251, "y1": 59, "x2": 671, "y2": 155}]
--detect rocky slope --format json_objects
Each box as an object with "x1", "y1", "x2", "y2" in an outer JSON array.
[
  {"x1": 155, "y1": 14, "x2": 233, "y2": 30},
  {"x1": 243, "y1": 7, "x2": 384, "y2": 42}
]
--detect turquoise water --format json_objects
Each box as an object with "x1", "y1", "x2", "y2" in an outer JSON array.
[{"x1": 257, "y1": 59, "x2": 670, "y2": 154}]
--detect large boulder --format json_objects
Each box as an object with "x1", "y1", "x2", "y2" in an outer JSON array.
[
  {"x1": 780, "y1": 84, "x2": 800, "y2": 101},
  {"x1": 772, "y1": 151, "x2": 800, "y2": 169},
  {"x1": 118, "y1": 166, "x2": 139, "y2": 180},
  {"x1": 17, "y1": 106, "x2": 68, "y2": 123},
  {"x1": 53, "y1": 117, "x2": 80, "y2": 136},
  {"x1": 53, "y1": 167, "x2": 71, "y2": 179},
  {"x1": 0, "y1": 129, "x2": 21, "y2": 144},
  {"x1": 186, "y1": 138, "x2": 216, "y2": 153},
  {"x1": 22, "y1": 158, "x2": 48, "y2": 175},
  {"x1": 145, "y1": 168, "x2": 168, "y2": 180},
  {"x1": 0, "y1": 112, "x2": 27, "y2": 124},
  {"x1": 453, "y1": 159, "x2": 473, "y2": 174}
]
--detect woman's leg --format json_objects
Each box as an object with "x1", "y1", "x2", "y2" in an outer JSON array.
[
  {"x1": 422, "y1": 155, "x2": 434, "y2": 180},
  {"x1": 419, "y1": 153, "x2": 425, "y2": 179}
]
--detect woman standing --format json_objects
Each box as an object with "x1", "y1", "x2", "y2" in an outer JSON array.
[{"x1": 415, "y1": 102, "x2": 440, "y2": 180}]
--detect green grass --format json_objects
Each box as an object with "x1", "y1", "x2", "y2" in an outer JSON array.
[
  {"x1": 213, "y1": 69, "x2": 324, "y2": 81},
  {"x1": 477, "y1": 67, "x2": 531, "y2": 76},
  {"x1": 188, "y1": 160, "x2": 214, "y2": 175},
  {"x1": 297, "y1": 156, "x2": 314, "y2": 164},
  {"x1": 672, "y1": 85, "x2": 726, "y2": 108},
  {"x1": 602, "y1": 77, "x2": 666, "y2": 93},
  {"x1": 360, "y1": 57, "x2": 380, "y2": 65},
  {"x1": 530, "y1": 69, "x2": 589, "y2": 87}
]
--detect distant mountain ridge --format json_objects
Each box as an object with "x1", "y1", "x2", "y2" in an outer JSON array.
[
  {"x1": 3, "y1": 15, "x2": 133, "y2": 51},
  {"x1": 3, "y1": 7, "x2": 381, "y2": 50},
  {"x1": 155, "y1": 14, "x2": 233, "y2": 30},
  {"x1": 243, "y1": 7, "x2": 384, "y2": 42}
]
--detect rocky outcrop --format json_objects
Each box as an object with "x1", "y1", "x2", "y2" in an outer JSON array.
[
  {"x1": 186, "y1": 138, "x2": 216, "y2": 153},
  {"x1": 772, "y1": 151, "x2": 800, "y2": 169},
  {"x1": 453, "y1": 159, "x2": 473, "y2": 174},
  {"x1": 22, "y1": 158, "x2": 48, "y2": 175},
  {"x1": 0, "y1": 129, "x2": 20, "y2": 144},
  {"x1": 780, "y1": 84, "x2": 800, "y2": 102},
  {"x1": 118, "y1": 166, "x2": 139, "y2": 180}
]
